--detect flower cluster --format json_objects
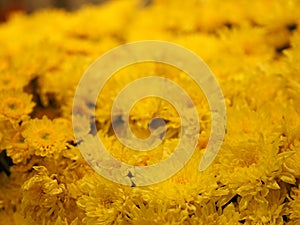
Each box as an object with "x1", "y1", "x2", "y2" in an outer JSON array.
[{"x1": 0, "y1": 0, "x2": 300, "y2": 224}]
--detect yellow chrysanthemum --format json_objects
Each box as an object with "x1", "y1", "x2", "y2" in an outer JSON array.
[
  {"x1": 289, "y1": 186, "x2": 300, "y2": 224},
  {"x1": 0, "y1": 89, "x2": 35, "y2": 123},
  {"x1": 0, "y1": 0, "x2": 299, "y2": 224},
  {"x1": 77, "y1": 173, "x2": 131, "y2": 225},
  {"x1": 0, "y1": 72, "x2": 29, "y2": 91},
  {"x1": 21, "y1": 163, "x2": 87, "y2": 225},
  {"x1": 22, "y1": 166, "x2": 66, "y2": 224},
  {"x1": 238, "y1": 188, "x2": 288, "y2": 225},
  {"x1": 279, "y1": 107, "x2": 300, "y2": 179},
  {"x1": 0, "y1": 119, "x2": 16, "y2": 151},
  {"x1": 0, "y1": 168, "x2": 31, "y2": 225},
  {"x1": 6, "y1": 130, "x2": 31, "y2": 164},
  {"x1": 21, "y1": 116, "x2": 71, "y2": 157},
  {"x1": 189, "y1": 203, "x2": 241, "y2": 225}
]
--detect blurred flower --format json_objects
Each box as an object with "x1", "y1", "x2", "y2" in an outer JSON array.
[{"x1": 0, "y1": 89, "x2": 35, "y2": 125}]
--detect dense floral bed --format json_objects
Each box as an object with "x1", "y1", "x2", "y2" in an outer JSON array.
[{"x1": 0, "y1": 0, "x2": 300, "y2": 224}]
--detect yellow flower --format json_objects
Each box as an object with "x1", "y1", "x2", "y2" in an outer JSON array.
[
  {"x1": 21, "y1": 116, "x2": 71, "y2": 157},
  {"x1": 0, "y1": 0, "x2": 299, "y2": 224},
  {"x1": 214, "y1": 103, "x2": 294, "y2": 197},
  {"x1": 0, "y1": 90, "x2": 35, "y2": 124},
  {"x1": 6, "y1": 130, "x2": 30, "y2": 164},
  {"x1": 284, "y1": 138, "x2": 300, "y2": 178},
  {"x1": 217, "y1": 24, "x2": 274, "y2": 72},
  {"x1": 238, "y1": 188, "x2": 287, "y2": 225},
  {"x1": 77, "y1": 173, "x2": 131, "y2": 225},
  {"x1": 21, "y1": 164, "x2": 86, "y2": 225},
  {"x1": 21, "y1": 166, "x2": 67, "y2": 225},
  {"x1": 0, "y1": 120, "x2": 16, "y2": 150},
  {"x1": 38, "y1": 55, "x2": 93, "y2": 107},
  {"x1": 0, "y1": 168, "x2": 31, "y2": 225},
  {"x1": 54, "y1": 217, "x2": 79, "y2": 225},
  {"x1": 289, "y1": 186, "x2": 300, "y2": 224},
  {"x1": 285, "y1": 30, "x2": 300, "y2": 82},
  {"x1": 0, "y1": 72, "x2": 29, "y2": 91},
  {"x1": 188, "y1": 203, "x2": 242, "y2": 225},
  {"x1": 279, "y1": 106, "x2": 300, "y2": 180}
]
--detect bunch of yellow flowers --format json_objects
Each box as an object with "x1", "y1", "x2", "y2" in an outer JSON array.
[{"x1": 0, "y1": 0, "x2": 300, "y2": 224}]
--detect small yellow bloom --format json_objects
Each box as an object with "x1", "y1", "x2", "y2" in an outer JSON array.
[
  {"x1": 0, "y1": 72, "x2": 28, "y2": 91},
  {"x1": 21, "y1": 116, "x2": 70, "y2": 157},
  {"x1": 0, "y1": 90, "x2": 35, "y2": 124}
]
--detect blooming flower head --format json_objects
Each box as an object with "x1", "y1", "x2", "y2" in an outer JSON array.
[
  {"x1": 77, "y1": 173, "x2": 131, "y2": 225},
  {"x1": 21, "y1": 166, "x2": 67, "y2": 224},
  {"x1": 21, "y1": 116, "x2": 72, "y2": 157},
  {"x1": 0, "y1": 89, "x2": 35, "y2": 124},
  {"x1": 0, "y1": 72, "x2": 28, "y2": 91}
]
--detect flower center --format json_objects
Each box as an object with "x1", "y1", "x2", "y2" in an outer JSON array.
[
  {"x1": 40, "y1": 131, "x2": 51, "y2": 141},
  {"x1": 8, "y1": 102, "x2": 17, "y2": 110}
]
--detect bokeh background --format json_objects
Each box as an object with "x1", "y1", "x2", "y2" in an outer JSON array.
[{"x1": 0, "y1": 0, "x2": 107, "y2": 22}]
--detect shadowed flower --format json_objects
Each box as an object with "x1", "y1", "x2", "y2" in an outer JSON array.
[
  {"x1": 288, "y1": 185, "x2": 300, "y2": 224},
  {"x1": 77, "y1": 173, "x2": 131, "y2": 225},
  {"x1": 21, "y1": 166, "x2": 66, "y2": 224}
]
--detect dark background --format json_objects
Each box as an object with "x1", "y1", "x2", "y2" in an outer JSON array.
[{"x1": 0, "y1": 0, "x2": 106, "y2": 22}]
